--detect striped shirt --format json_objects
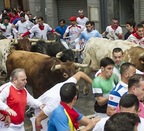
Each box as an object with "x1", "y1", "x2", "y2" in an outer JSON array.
[{"x1": 108, "y1": 81, "x2": 128, "y2": 108}]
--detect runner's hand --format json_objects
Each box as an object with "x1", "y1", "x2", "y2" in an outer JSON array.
[{"x1": 5, "y1": 107, "x2": 17, "y2": 116}]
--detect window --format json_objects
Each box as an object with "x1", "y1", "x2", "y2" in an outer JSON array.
[{"x1": 119, "y1": 0, "x2": 134, "y2": 25}]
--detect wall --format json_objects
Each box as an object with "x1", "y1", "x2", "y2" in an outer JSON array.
[
  {"x1": 0, "y1": 1, "x2": 4, "y2": 11},
  {"x1": 45, "y1": 0, "x2": 58, "y2": 28},
  {"x1": 29, "y1": 0, "x2": 57, "y2": 28},
  {"x1": 29, "y1": 0, "x2": 42, "y2": 17},
  {"x1": 87, "y1": 0, "x2": 101, "y2": 32}
]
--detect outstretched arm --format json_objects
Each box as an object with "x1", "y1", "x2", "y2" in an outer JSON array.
[{"x1": 73, "y1": 71, "x2": 92, "y2": 84}]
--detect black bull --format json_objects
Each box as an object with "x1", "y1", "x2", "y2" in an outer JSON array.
[{"x1": 31, "y1": 40, "x2": 75, "y2": 62}]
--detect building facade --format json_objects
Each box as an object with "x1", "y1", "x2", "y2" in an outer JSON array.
[{"x1": 1, "y1": 0, "x2": 144, "y2": 33}]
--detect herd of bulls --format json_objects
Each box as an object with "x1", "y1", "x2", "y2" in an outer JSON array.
[
  {"x1": 1, "y1": 36, "x2": 144, "y2": 98},
  {"x1": 0, "y1": 36, "x2": 88, "y2": 98}
]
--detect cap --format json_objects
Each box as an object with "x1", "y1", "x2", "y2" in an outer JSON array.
[
  {"x1": 78, "y1": 10, "x2": 83, "y2": 13},
  {"x1": 69, "y1": 16, "x2": 77, "y2": 21}
]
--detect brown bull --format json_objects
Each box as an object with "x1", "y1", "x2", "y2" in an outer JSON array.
[
  {"x1": 6, "y1": 51, "x2": 87, "y2": 98},
  {"x1": 14, "y1": 39, "x2": 31, "y2": 51}
]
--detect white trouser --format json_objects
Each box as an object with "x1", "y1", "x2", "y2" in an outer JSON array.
[
  {"x1": 69, "y1": 38, "x2": 80, "y2": 49},
  {"x1": 60, "y1": 39, "x2": 69, "y2": 49},
  {"x1": 0, "y1": 121, "x2": 24, "y2": 131},
  {"x1": 5, "y1": 35, "x2": 13, "y2": 39},
  {"x1": 30, "y1": 116, "x2": 49, "y2": 131}
]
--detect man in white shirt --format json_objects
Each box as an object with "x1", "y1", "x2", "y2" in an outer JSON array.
[
  {"x1": 30, "y1": 71, "x2": 93, "y2": 131},
  {"x1": 102, "y1": 18, "x2": 123, "y2": 40},
  {"x1": 127, "y1": 24, "x2": 144, "y2": 47},
  {"x1": 21, "y1": 16, "x2": 58, "y2": 40},
  {"x1": 14, "y1": 12, "x2": 30, "y2": 35},
  {"x1": 77, "y1": 10, "x2": 89, "y2": 27},
  {"x1": 63, "y1": 16, "x2": 84, "y2": 49},
  {"x1": 0, "y1": 16, "x2": 17, "y2": 39}
]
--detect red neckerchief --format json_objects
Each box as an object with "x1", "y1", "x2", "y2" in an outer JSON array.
[
  {"x1": 60, "y1": 101, "x2": 79, "y2": 129},
  {"x1": 39, "y1": 24, "x2": 44, "y2": 30},
  {"x1": 130, "y1": 28, "x2": 136, "y2": 34},
  {"x1": 79, "y1": 16, "x2": 84, "y2": 19},
  {"x1": 133, "y1": 32, "x2": 143, "y2": 39},
  {"x1": 111, "y1": 25, "x2": 118, "y2": 30}
]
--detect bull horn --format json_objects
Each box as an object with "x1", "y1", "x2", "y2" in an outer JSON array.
[
  {"x1": 51, "y1": 64, "x2": 62, "y2": 71},
  {"x1": 74, "y1": 59, "x2": 91, "y2": 68},
  {"x1": 45, "y1": 40, "x2": 56, "y2": 43},
  {"x1": 71, "y1": 48, "x2": 84, "y2": 52},
  {"x1": 28, "y1": 38, "x2": 39, "y2": 42},
  {"x1": 31, "y1": 42, "x2": 37, "y2": 45},
  {"x1": 74, "y1": 63, "x2": 89, "y2": 68},
  {"x1": 56, "y1": 52, "x2": 63, "y2": 58}
]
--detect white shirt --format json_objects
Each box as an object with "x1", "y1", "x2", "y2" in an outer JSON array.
[
  {"x1": 92, "y1": 117, "x2": 144, "y2": 131},
  {"x1": 105, "y1": 25, "x2": 123, "y2": 40},
  {"x1": 31, "y1": 77, "x2": 77, "y2": 131},
  {"x1": 127, "y1": 34, "x2": 144, "y2": 48},
  {"x1": 38, "y1": 77, "x2": 77, "y2": 116},
  {"x1": 0, "y1": 23, "x2": 13, "y2": 38},
  {"x1": 77, "y1": 17, "x2": 89, "y2": 27},
  {"x1": 29, "y1": 23, "x2": 52, "y2": 40},
  {"x1": 15, "y1": 20, "x2": 31, "y2": 34},
  {"x1": 65, "y1": 24, "x2": 83, "y2": 41}
]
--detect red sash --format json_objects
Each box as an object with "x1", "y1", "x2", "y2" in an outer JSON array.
[{"x1": 60, "y1": 101, "x2": 79, "y2": 129}]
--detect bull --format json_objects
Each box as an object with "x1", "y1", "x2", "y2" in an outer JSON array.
[
  {"x1": 13, "y1": 38, "x2": 31, "y2": 51},
  {"x1": 6, "y1": 50, "x2": 89, "y2": 98},
  {"x1": 0, "y1": 38, "x2": 34, "y2": 76},
  {"x1": 0, "y1": 39, "x2": 16, "y2": 75},
  {"x1": 83, "y1": 37, "x2": 138, "y2": 72},
  {"x1": 31, "y1": 40, "x2": 75, "y2": 62},
  {"x1": 123, "y1": 46, "x2": 144, "y2": 72}
]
